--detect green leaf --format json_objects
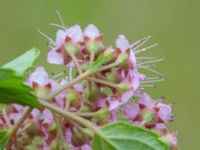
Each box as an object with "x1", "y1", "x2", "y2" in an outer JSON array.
[
  {"x1": 88, "y1": 53, "x2": 112, "y2": 73},
  {"x1": 0, "y1": 130, "x2": 10, "y2": 150},
  {"x1": 93, "y1": 122, "x2": 169, "y2": 150},
  {"x1": 0, "y1": 69, "x2": 40, "y2": 108},
  {"x1": 2, "y1": 47, "x2": 40, "y2": 76}
]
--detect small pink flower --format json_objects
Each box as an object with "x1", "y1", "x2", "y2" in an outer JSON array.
[
  {"x1": 116, "y1": 35, "x2": 132, "y2": 52},
  {"x1": 156, "y1": 103, "x2": 173, "y2": 122},
  {"x1": 84, "y1": 24, "x2": 100, "y2": 39}
]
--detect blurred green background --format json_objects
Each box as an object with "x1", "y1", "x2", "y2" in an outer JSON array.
[{"x1": 0, "y1": 0, "x2": 199, "y2": 149}]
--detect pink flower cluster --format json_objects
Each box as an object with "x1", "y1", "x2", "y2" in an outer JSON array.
[{"x1": 0, "y1": 24, "x2": 178, "y2": 149}]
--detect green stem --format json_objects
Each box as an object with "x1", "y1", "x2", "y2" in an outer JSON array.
[
  {"x1": 87, "y1": 77, "x2": 119, "y2": 88},
  {"x1": 75, "y1": 112, "x2": 97, "y2": 117},
  {"x1": 9, "y1": 108, "x2": 33, "y2": 135},
  {"x1": 52, "y1": 113, "x2": 68, "y2": 150},
  {"x1": 40, "y1": 100, "x2": 99, "y2": 134}
]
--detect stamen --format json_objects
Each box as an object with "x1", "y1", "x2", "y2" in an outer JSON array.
[
  {"x1": 136, "y1": 57, "x2": 157, "y2": 60},
  {"x1": 141, "y1": 78, "x2": 165, "y2": 84},
  {"x1": 49, "y1": 23, "x2": 67, "y2": 30},
  {"x1": 131, "y1": 36, "x2": 151, "y2": 50},
  {"x1": 140, "y1": 84, "x2": 157, "y2": 88},
  {"x1": 52, "y1": 71, "x2": 65, "y2": 79},
  {"x1": 37, "y1": 28, "x2": 55, "y2": 45},
  {"x1": 145, "y1": 76, "x2": 163, "y2": 80},
  {"x1": 140, "y1": 66, "x2": 164, "y2": 76},
  {"x1": 88, "y1": 77, "x2": 119, "y2": 88},
  {"x1": 138, "y1": 57, "x2": 165, "y2": 65},
  {"x1": 135, "y1": 42, "x2": 159, "y2": 54},
  {"x1": 140, "y1": 64, "x2": 156, "y2": 68},
  {"x1": 55, "y1": 10, "x2": 65, "y2": 28}
]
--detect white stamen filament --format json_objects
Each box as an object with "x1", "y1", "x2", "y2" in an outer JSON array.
[
  {"x1": 55, "y1": 10, "x2": 66, "y2": 28},
  {"x1": 135, "y1": 42, "x2": 159, "y2": 54},
  {"x1": 131, "y1": 36, "x2": 151, "y2": 50},
  {"x1": 37, "y1": 28, "x2": 56, "y2": 45},
  {"x1": 138, "y1": 57, "x2": 165, "y2": 65}
]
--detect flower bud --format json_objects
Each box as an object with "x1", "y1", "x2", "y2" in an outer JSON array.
[
  {"x1": 25, "y1": 122, "x2": 43, "y2": 139},
  {"x1": 64, "y1": 43, "x2": 79, "y2": 55},
  {"x1": 116, "y1": 53, "x2": 128, "y2": 66},
  {"x1": 32, "y1": 136, "x2": 43, "y2": 146},
  {"x1": 106, "y1": 70, "x2": 120, "y2": 83},
  {"x1": 81, "y1": 128, "x2": 95, "y2": 139},
  {"x1": 86, "y1": 40, "x2": 101, "y2": 54},
  {"x1": 95, "y1": 107, "x2": 110, "y2": 125},
  {"x1": 83, "y1": 82, "x2": 99, "y2": 101},
  {"x1": 49, "y1": 123, "x2": 57, "y2": 134},
  {"x1": 72, "y1": 128, "x2": 92, "y2": 147},
  {"x1": 49, "y1": 139, "x2": 59, "y2": 150},
  {"x1": 80, "y1": 61, "x2": 90, "y2": 72},
  {"x1": 36, "y1": 87, "x2": 48, "y2": 97},
  {"x1": 19, "y1": 136, "x2": 30, "y2": 146},
  {"x1": 141, "y1": 110, "x2": 155, "y2": 125},
  {"x1": 25, "y1": 145, "x2": 37, "y2": 150},
  {"x1": 118, "y1": 83, "x2": 130, "y2": 94},
  {"x1": 66, "y1": 88, "x2": 81, "y2": 108},
  {"x1": 50, "y1": 138, "x2": 68, "y2": 150},
  {"x1": 102, "y1": 48, "x2": 115, "y2": 62},
  {"x1": 79, "y1": 104, "x2": 92, "y2": 113}
]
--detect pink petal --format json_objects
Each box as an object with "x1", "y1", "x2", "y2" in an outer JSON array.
[
  {"x1": 31, "y1": 109, "x2": 41, "y2": 118},
  {"x1": 47, "y1": 49, "x2": 64, "y2": 64},
  {"x1": 84, "y1": 24, "x2": 100, "y2": 39},
  {"x1": 28, "y1": 67, "x2": 49, "y2": 86},
  {"x1": 129, "y1": 70, "x2": 140, "y2": 91},
  {"x1": 9, "y1": 113, "x2": 23, "y2": 124},
  {"x1": 42, "y1": 109, "x2": 53, "y2": 125},
  {"x1": 12, "y1": 104, "x2": 23, "y2": 112},
  {"x1": 97, "y1": 99, "x2": 107, "y2": 108},
  {"x1": 73, "y1": 83, "x2": 84, "y2": 92},
  {"x1": 121, "y1": 90, "x2": 134, "y2": 104},
  {"x1": 109, "y1": 90, "x2": 134, "y2": 111},
  {"x1": 157, "y1": 103, "x2": 172, "y2": 122},
  {"x1": 65, "y1": 128, "x2": 72, "y2": 144},
  {"x1": 66, "y1": 24, "x2": 83, "y2": 42},
  {"x1": 110, "y1": 110, "x2": 118, "y2": 122},
  {"x1": 55, "y1": 93, "x2": 65, "y2": 108},
  {"x1": 139, "y1": 93, "x2": 155, "y2": 108},
  {"x1": 116, "y1": 35, "x2": 130, "y2": 52},
  {"x1": 81, "y1": 144, "x2": 92, "y2": 150},
  {"x1": 56, "y1": 30, "x2": 67, "y2": 47},
  {"x1": 0, "y1": 118, "x2": 4, "y2": 126},
  {"x1": 130, "y1": 50, "x2": 136, "y2": 66},
  {"x1": 125, "y1": 103, "x2": 140, "y2": 119}
]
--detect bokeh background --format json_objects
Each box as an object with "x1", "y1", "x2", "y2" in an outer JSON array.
[{"x1": 0, "y1": 0, "x2": 199, "y2": 149}]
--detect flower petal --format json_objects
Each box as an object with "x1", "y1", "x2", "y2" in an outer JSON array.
[
  {"x1": 116, "y1": 35, "x2": 130, "y2": 52},
  {"x1": 56, "y1": 30, "x2": 67, "y2": 48},
  {"x1": 157, "y1": 103, "x2": 173, "y2": 122},
  {"x1": 125, "y1": 103, "x2": 140, "y2": 119},
  {"x1": 66, "y1": 24, "x2": 83, "y2": 42},
  {"x1": 28, "y1": 67, "x2": 49, "y2": 86},
  {"x1": 84, "y1": 24, "x2": 100, "y2": 39},
  {"x1": 47, "y1": 49, "x2": 64, "y2": 64}
]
